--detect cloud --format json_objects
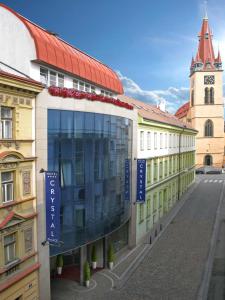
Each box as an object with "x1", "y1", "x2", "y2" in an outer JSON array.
[{"x1": 117, "y1": 71, "x2": 189, "y2": 113}]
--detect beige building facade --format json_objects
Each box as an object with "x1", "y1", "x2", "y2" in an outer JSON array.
[
  {"x1": 0, "y1": 71, "x2": 42, "y2": 299},
  {"x1": 175, "y1": 16, "x2": 224, "y2": 168}
]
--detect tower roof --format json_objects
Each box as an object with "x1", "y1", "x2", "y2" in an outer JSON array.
[
  {"x1": 190, "y1": 17, "x2": 221, "y2": 73},
  {"x1": 197, "y1": 18, "x2": 215, "y2": 64}
]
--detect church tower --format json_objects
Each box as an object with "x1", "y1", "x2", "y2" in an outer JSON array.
[{"x1": 189, "y1": 15, "x2": 224, "y2": 168}]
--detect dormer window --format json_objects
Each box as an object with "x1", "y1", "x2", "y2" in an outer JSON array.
[
  {"x1": 58, "y1": 74, "x2": 64, "y2": 88},
  {"x1": 40, "y1": 67, "x2": 48, "y2": 86},
  {"x1": 50, "y1": 71, "x2": 57, "y2": 86}
]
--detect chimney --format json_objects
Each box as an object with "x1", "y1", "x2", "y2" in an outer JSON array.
[{"x1": 158, "y1": 99, "x2": 166, "y2": 112}]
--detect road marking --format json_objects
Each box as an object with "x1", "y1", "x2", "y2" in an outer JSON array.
[
  {"x1": 219, "y1": 180, "x2": 223, "y2": 183},
  {"x1": 204, "y1": 180, "x2": 208, "y2": 183},
  {"x1": 214, "y1": 180, "x2": 218, "y2": 182},
  {"x1": 99, "y1": 272, "x2": 115, "y2": 290},
  {"x1": 209, "y1": 180, "x2": 213, "y2": 182}
]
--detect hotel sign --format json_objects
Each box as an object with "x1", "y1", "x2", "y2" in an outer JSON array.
[
  {"x1": 125, "y1": 159, "x2": 130, "y2": 201},
  {"x1": 136, "y1": 159, "x2": 146, "y2": 202},
  {"x1": 45, "y1": 171, "x2": 61, "y2": 243}
]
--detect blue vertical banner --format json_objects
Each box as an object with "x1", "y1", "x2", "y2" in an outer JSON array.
[
  {"x1": 125, "y1": 159, "x2": 130, "y2": 201},
  {"x1": 45, "y1": 171, "x2": 61, "y2": 243},
  {"x1": 136, "y1": 159, "x2": 146, "y2": 202}
]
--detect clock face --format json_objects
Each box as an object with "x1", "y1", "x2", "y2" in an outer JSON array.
[{"x1": 204, "y1": 75, "x2": 215, "y2": 85}]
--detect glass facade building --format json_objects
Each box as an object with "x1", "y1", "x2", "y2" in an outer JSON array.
[{"x1": 48, "y1": 110, "x2": 132, "y2": 255}]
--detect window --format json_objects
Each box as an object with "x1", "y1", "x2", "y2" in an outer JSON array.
[
  {"x1": 101, "y1": 90, "x2": 105, "y2": 96},
  {"x1": 40, "y1": 67, "x2": 48, "y2": 85},
  {"x1": 153, "y1": 193, "x2": 157, "y2": 212},
  {"x1": 24, "y1": 228, "x2": 33, "y2": 252},
  {"x1": 169, "y1": 134, "x2": 172, "y2": 148},
  {"x1": 147, "y1": 195, "x2": 151, "y2": 217},
  {"x1": 205, "y1": 119, "x2": 213, "y2": 137},
  {"x1": 164, "y1": 159, "x2": 168, "y2": 177},
  {"x1": 79, "y1": 82, "x2": 85, "y2": 91},
  {"x1": 210, "y1": 87, "x2": 214, "y2": 104},
  {"x1": 147, "y1": 132, "x2": 151, "y2": 150},
  {"x1": 205, "y1": 87, "x2": 209, "y2": 104},
  {"x1": 165, "y1": 133, "x2": 167, "y2": 148},
  {"x1": 169, "y1": 157, "x2": 172, "y2": 175},
  {"x1": 58, "y1": 74, "x2": 64, "y2": 88},
  {"x1": 22, "y1": 171, "x2": 31, "y2": 195},
  {"x1": 85, "y1": 84, "x2": 90, "y2": 92},
  {"x1": 140, "y1": 131, "x2": 144, "y2": 151},
  {"x1": 154, "y1": 132, "x2": 157, "y2": 149},
  {"x1": 1, "y1": 172, "x2": 14, "y2": 203},
  {"x1": 91, "y1": 86, "x2": 96, "y2": 93},
  {"x1": 139, "y1": 204, "x2": 144, "y2": 223},
  {"x1": 159, "y1": 161, "x2": 163, "y2": 179},
  {"x1": 73, "y1": 79, "x2": 79, "y2": 90},
  {"x1": 0, "y1": 107, "x2": 13, "y2": 139},
  {"x1": 147, "y1": 162, "x2": 151, "y2": 184},
  {"x1": 154, "y1": 160, "x2": 158, "y2": 182},
  {"x1": 4, "y1": 233, "x2": 16, "y2": 264},
  {"x1": 160, "y1": 133, "x2": 163, "y2": 149},
  {"x1": 50, "y1": 71, "x2": 57, "y2": 86},
  {"x1": 191, "y1": 90, "x2": 194, "y2": 106}
]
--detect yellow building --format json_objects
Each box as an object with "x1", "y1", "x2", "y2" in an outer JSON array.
[
  {"x1": 175, "y1": 15, "x2": 224, "y2": 168},
  {"x1": 0, "y1": 71, "x2": 42, "y2": 299}
]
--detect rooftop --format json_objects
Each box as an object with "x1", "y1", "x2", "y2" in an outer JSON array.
[
  {"x1": 0, "y1": 4, "x2": 123, "y2": 94},
  {"x1": 118, "y1": 95, "x2": 196, "y2": 131}
]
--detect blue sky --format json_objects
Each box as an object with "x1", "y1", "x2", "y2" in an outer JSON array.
[{"x1": 2, "y1": 0, "x2": 225, "y2": 112}]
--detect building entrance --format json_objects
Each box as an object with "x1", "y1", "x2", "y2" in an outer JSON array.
[{"x1": 205, "y1": 155, "x2": 212, "y2": 166}]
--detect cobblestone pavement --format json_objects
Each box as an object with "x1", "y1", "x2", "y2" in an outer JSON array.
[{"x1": 52, "y1": 175, "x2": 225, "y2": 300}]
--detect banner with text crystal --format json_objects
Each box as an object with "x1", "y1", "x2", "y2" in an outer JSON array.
[
  {"x1": 125, "y1": 159, "x2": 130, "y2": 201},
  {"x1": 136, "y1": 159, "x2": 146, "y2": 202},
  {"x1": 45, "y1": 171, "x2": 61, "y2": 243}
]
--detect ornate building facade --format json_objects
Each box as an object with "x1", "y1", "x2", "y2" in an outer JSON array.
[
  {"x1": 0, "y1": 71, "x2": 42, "y2": 299},
  {"x1": 175, "y1": 15, "x2": 224, "y2": 168}
]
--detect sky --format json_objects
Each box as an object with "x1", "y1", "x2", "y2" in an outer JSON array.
[{"x1": 2, "y1": 0, "x2": 225, "y2": 112}]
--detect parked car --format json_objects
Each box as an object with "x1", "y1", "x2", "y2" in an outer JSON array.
[{"x1": 195, "y1": 166, "x2": 222, "y2": 174}]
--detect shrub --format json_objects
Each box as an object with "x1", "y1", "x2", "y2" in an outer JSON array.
[
  {"x1": 91, "y1": 245, "x2": 97, "y2": 262},
  {"x1": 84, "y1": 261, "x2": 90, "y2": 281},
  {"x1": 108, "y1": 243, "x2": 114, "y2": 263},
  {"x1": 56, "y1": 254, "x2": 63, "y2": 268}
]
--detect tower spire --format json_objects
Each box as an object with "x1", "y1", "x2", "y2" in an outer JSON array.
[{"x1": 204, "y1": 0, "x2": 208, "y2": 20}]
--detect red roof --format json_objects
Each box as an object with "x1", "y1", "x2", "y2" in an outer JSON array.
[
  {"x1": 175, "y1": 102, "x2": 190, "y2": 119},
  {"x1": 0, "y1": 4, "x2": 123, "y2": 94},
  {"x1": 191, "y1": 17, "x2": 221, "y2": 70},
  {"x1": 119, "y1": 95, "x2": 196, "y2": 131}
]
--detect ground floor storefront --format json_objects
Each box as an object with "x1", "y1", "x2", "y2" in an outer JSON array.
[{"x1": 50, "y1": 222, "x2": 129, "y2": 285}]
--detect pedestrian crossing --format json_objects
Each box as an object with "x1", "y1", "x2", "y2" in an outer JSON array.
[{"x1": 203, "y1": 179, "x2": 224, "y2": 183}]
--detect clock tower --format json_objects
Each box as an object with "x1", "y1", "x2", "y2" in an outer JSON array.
[{"x1": 189, "y1": 15, "x2": 224, "y2": 168}]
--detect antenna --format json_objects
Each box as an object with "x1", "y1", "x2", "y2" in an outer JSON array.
[{"x1": 204, "y1": 0, "x2": 208, "y2": 19}]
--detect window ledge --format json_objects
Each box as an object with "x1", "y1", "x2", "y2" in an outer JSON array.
[{"x1": 5, "y1": 258, "x2": 21, "y2": 270}]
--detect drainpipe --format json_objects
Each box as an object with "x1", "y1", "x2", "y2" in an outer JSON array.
[{"x1": 178, "y1": 126, "x2": 185, "y2": 200}]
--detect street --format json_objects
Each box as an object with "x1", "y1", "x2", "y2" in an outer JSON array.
[{"x1": 56, "y1": 174, "x2": 225, "y2": 300}]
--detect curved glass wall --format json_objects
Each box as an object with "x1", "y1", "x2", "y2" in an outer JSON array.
[{"x1": 48, "y1": 110, "x2": 132, "y2": 255}]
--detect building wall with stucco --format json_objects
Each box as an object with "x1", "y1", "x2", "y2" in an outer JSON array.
[
  {"x1": 0, "y1": 73, "x2": 42, "y2": 299},
  {"x1": 189, "y1": 71, "x2": 224, "y2": 167}
]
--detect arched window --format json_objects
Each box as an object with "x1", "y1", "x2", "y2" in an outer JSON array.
[
  {"x1": 205, "y1": 87, "x2": 209, "y2": 104},
  {"x1": 210, "y1": 87, "x2": 214, "y2": 104},
  {"x1": 204, "y1": 119, "x2": 213, "y2": 137},
  {"x1": 204, "y1": 155, "x2": 213, "y2": 166},
  {"x1": 191, "y1": 90, "x2": 194, "y2": 106}
]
